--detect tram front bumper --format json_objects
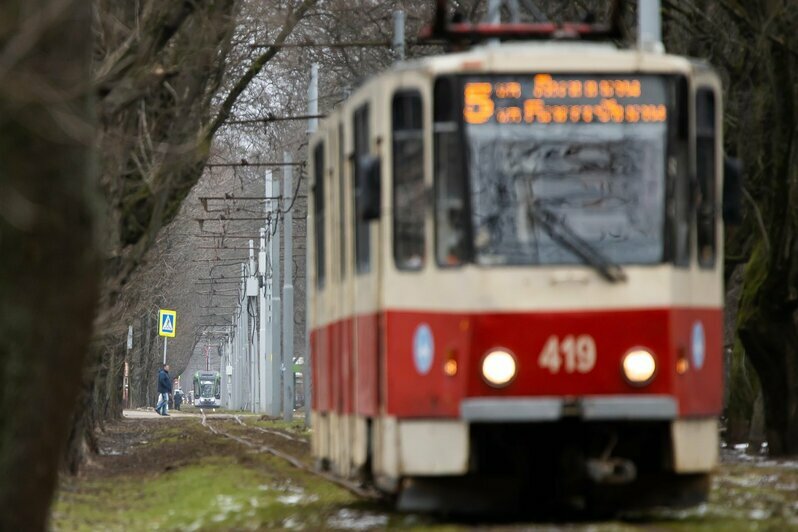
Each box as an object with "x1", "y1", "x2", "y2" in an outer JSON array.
[{"x1": 460, "y1": 395, "x2": 678, "y2": 422}]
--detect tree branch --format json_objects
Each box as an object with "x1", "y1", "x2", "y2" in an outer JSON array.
[{"x1": 204, "y1": 0, "x2": 317, "y2": 141}]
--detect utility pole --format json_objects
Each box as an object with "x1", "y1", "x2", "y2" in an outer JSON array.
[
  {"x1": 259, "y1": 226, "x2": 269, "y2": 413},
  {"x1": 308, "y1": 64, "x2": 319, "y2": 134},
  {"x1": 393, "y1": 10, "x2": 405, "y2": 61},
  {"x1": 487, "y1": 0, "x2": 501, "y2": 47},
  {"x1": 304, "y1": 66, "x2": 318, "y2": 427},
  {"x1": 227, "y1": 320, "x2": 234, "y2": 407},
  {"x1": 283, "y1": 152, "x2": 295, "y2": 422},
  {"x1": 638, "y1": 0, "x2": 664, "y2": 53},
  {"x1": 124, "y1": 325, "x2": 132, "y2": 408},
  {"x1": 269, "y1": 174, "x2": 282, "y2": 417},
  {"x1": 249, "y1": 239, "x2": 257, "y2": 412}
]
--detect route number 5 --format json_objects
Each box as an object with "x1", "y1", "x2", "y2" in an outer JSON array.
[{"x1": 538, "y1": 335, "x2": 597, "y2": 374}]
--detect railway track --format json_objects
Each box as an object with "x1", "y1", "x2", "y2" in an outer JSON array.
[{"x1": 199, "y1": 410, "x2": 380, "y2": 500}]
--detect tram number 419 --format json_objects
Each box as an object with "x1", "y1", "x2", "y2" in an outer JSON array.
[{"x1": 538, "y1": 335, "x2": 597, "y2": 374}]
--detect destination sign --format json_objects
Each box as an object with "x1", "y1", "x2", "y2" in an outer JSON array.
[{"x1": 464, "y1": 74, "x2": 668, "y2": 126}]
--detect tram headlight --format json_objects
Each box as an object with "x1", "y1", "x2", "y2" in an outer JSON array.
[
  {"x1": 622, "y1": 348, "x2": 657, "y2": 385},
  {"x1": 481, "y1": 349, "x2": 517, "y2": 387}
]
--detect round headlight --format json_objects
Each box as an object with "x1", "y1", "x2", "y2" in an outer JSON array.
[
  {"x1": 481, "y1": 349, "x2": 517, "y2": 387},
  {"x1": 622, "y1": 349, "x2": 657, "y2": 385}
]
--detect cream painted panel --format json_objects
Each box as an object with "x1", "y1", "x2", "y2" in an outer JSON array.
[
  {"x1": 373, "y1": 416, "x2": 399, "y2": 479},
  {"x1": 382, "y1": 265, "x2": 721, "y2": 313},
  {"x1": 398, "y1": 420, "x2": 469, "y2": 475},
  {"x1": 411, "y1": 44, "x2": 694, "y2": 78},
  {"x1": 671, "y1": 418, "x2": 718, "y2": 473}
]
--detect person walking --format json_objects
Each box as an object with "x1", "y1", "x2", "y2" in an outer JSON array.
[
  {"x1": 174, "y1": 388, "x2": 183, "y2": 411},
  {"x1": 155, "y1": 364, "x2": 172, "y2": 416}
]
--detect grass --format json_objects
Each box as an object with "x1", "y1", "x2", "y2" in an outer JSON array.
[
  {"x1": 51, "y1": 453, "x2": 359, "y2": 531},
  {"x1": 51, "y1": 418, "x2": 798, "y2": 531},
  {"x1": 249, "y1": 417, "x2": 311, "y2": 438}
]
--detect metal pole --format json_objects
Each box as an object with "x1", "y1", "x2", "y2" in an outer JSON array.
[
  {"x1": 487, "y1": 0, "x2": 500, "y2": 47},
  {"x1": 638, "y1": 0, "x2": 664, "y2": 53},
  {"x1": 508, "y1": 0, "x2": 520, "y2": 23},
  {"x1": 308, "y1": 64, "x2": 319, "y2": 134},
  {"x1": 393, "y1": 11, "x2": 405, "y2": 61},
  {"x1": 269, "y1": 175, "x2": 282, "y2": 417},
  {"x1": 163, "y1": 337, "x2": 167, "y2": 364},
  {"x1": 283, "y1": 152, "x2": 295, "y2": 422},
  {"x1": 259, "y1": 227, "x2": 269, "y2": 413},
  {"x1": 249, "y1": 240, "x2": 257, "y2": 413},
  {"x1": 220, "y1": 340, "x2": 227, "y2": 408},
  {"x1": 228, "y1": 319, "x2": 234, "y2": 407},
  {"x1": 305, "y1": 66, "x2": 317, "y2": 427}
]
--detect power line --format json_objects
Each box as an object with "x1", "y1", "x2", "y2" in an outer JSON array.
[
  {"x1": 190, "y1": 258, "x2": 248, "y2": 263},
  {"x1": 197, "y1": 246, "x2": 255, "y2": 250},
  {"x1": 200, "y1": 195, "x2": 281, "y2": 201},
  {"x1": 192, "y1": 234, "x2": 266, "y2": 239},
  {"x1": 249, "y1": 39, "x2": 441, "y2": 49},
  {"x1": 205, "y1": 161, "x2": 303, "y2": 168},
  {"x1": 195, "y1": 217, "x2": 271, "y2": 222},
  {"x1": 223, "y1": 114, "x2": 326, "y2": 125}
]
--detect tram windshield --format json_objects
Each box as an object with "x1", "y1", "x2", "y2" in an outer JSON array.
[
  {"x1": 200, "y1": 381, "x2": 214, "y2": 398},
  {"x1": 440, "y1": 74, "x2": 670, "y2": 268}
]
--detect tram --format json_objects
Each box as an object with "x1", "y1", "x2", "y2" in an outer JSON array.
[
  {"x1": 307, "y1": 0, "x2": 740, "y2": 513},
  {"x1": 193, "y1": 371, "x2": 221, "y2": 408}
]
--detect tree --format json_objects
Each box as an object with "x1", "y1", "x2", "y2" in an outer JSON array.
[
  {"x1": 0, "y1": 1, "x2": 99, "y2": 528},
  {"x1": 64, "y1": 0, "x2": 318, "y2": 470},
  {"x1": 658, "y1": 0, "x2": 798, "y2": 455}
]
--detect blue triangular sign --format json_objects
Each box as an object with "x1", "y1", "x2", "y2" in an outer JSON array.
[{"x1": 162, "y1": 315, "x2": 174, "y2": 333}]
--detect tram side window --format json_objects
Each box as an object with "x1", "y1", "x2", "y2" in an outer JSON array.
[
  {"x1": 392, "y1": 91, "x2": 425, "y2": 270},
  {"x1": 313, "y1": 142, "x2": 326, "y2": 288},
  {"x1": 669, "y1": 77, "x2": 691, "y2": 267},
  {"x1": 696, "y1": 88, "x2": 717, "y2": 268},
  {"x1": 338, "y1": 123, "x2": 347, "y2": 279},
  {"x1": 353, "y1": 105, "x2": 371, "y2": 274},
  {"x1": 434, "y1": 78, "x2": 469, "y2": 266}
]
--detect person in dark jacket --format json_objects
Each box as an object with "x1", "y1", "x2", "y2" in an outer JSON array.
[
  {"x1": 174, "y1": 388, "x2": 183, "y2": 411},
  {"x1": 155, "y1": 364, "x2": 172, "y2": 416}
]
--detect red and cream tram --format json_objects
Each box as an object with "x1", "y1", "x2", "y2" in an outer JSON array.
[{"x1": 308, "y1": 4, "x2": 737, "y2": 512}]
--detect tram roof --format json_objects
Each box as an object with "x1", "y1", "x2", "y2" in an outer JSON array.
[{"x1": 314, "y1": 41, "x2": 712, "y2": 134}]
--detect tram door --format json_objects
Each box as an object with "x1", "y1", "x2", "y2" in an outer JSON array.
[{"x1": 351, "y1": 99, "x2": 381, "y2": 425}]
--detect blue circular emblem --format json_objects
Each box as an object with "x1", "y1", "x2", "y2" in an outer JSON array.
[
  {"x1": 413, "y1": 324, "x2": 434, "y2": 375},
  {"x1": 692, "y1": 321, "x2": 706, "y2": 370}
]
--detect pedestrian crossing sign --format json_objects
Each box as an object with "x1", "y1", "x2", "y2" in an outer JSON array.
[{"x1": 158, "y1": 309, "x2": 177, "y2": 338}]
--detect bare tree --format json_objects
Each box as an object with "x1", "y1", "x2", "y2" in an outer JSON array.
[{"x1": 0, "y1": 1, "x2": 99, "y2": 529}]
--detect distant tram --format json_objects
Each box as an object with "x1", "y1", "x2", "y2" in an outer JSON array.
[
  {"x1": 307, "y1": 1, "x2": 739, "y2": 513},
  {"x1": 193, "y1": 371, "x2": 221, "y2": 408}
]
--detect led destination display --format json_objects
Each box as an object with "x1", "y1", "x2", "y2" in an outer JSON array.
[{"x1": 464, "y1": 74, "x2": 668, "y2": 125}]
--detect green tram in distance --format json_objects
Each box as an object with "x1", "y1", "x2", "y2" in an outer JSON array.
[{"x1": 193, "y1": 371, "x2": 221, "y2": 408}]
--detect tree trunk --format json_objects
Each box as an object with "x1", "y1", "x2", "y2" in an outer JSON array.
[
  {"x1": 737, "y1": 39, "x2": 798, "y2": 456},
  {"x1": 0, "y1": 1, "x2": 98, "y2": 528}
]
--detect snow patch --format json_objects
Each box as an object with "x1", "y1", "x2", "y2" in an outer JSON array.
[
  {"x1": 749, "y1": 508, "x2": 771, "y2": 520},
  {"x1": 277, "y1": 493, "x2": 304, "y2": 505},
  {"x1": 326, "y1": 508, "x2": 389, "y2": 530}
]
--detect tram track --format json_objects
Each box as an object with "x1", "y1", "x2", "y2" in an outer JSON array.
[
  {"x1": 199, "y1": 410, "x2": 380, "y2": 501},
  {"x1": 231, "y1": 414, "x2": 309, "y2": 446}
]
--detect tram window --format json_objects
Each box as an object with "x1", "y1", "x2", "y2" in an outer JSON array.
[
  {"x1": 434, "y1": 77, "x2": 469, "y2": 267},
  {"x1": 338, "y1": 123, "x2": 346, "y2": 279},
  {"x1": 696, "y1": 88, "x2": 717, "y2": 268},
  {"x1": 353, "y1": 104, "x2": 371, "y2": 274},
  {"x1": 669, "y1": 76, "x2": 691, "y2": 267},
  {"x1": 392, "y1": 91, "x2": 425, "y2": 270},
  {"x1": 313, "y1": 142, "x2": 326, "y2": 288}
]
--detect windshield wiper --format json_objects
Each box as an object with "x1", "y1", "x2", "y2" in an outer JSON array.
[{"x1": 526, "y1": 201, "x2": 627, "y2": 283}]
